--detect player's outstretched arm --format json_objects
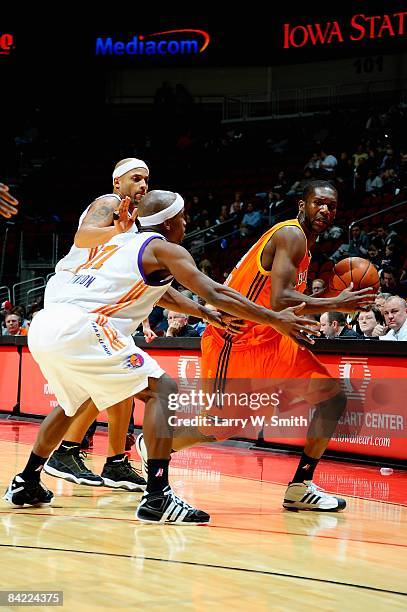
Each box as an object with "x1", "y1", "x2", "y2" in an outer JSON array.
[
  {"x1": 268, "y1": 228, "x2": 375, "y2": 313},
  {"x1": 74, "y1": 196, "x2": 132, "y2": 247},
  {"x1": 149, "y1": 241, "x2": 318, "y2": 343}
]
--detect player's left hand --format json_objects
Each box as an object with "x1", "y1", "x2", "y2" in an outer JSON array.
[
  {"x1": 142, "y1": 324, "x2": 157, "y2": 343},
  {"x1": 0, "y1": 183, "x2": 19, "y2": 219}
]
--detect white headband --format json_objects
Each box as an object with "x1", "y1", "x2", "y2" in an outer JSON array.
[
  {"x1": 112, "y1": 159, "x2": 149, "y2": 179},
  {"x1": 138, "y1": 193, "x2": 184, "y2": 226}
]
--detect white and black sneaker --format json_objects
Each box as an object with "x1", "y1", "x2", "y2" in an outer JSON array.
[
  {"x1": 135, "y1": 433, "x2": 148, "y2": 481},
  {"x1": 136, "y1": 486, "x2": 210, "y2": 525},
  {"x1": 4, "y1": 474, "x2": 54, "y2": 507},
  {"x1": 101, "y1": 455, "x2": 146, "y2": 491},
  {"x1": 283, "y1": 481, "x2": 346, "y2": 512},
  {"x1": 44, "y1": 448, "x2": 104, "y2": 486}
]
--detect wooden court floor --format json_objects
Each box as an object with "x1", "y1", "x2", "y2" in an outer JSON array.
[{"x1": 0, "y1": 421, "x2": 406, "y2": 611}]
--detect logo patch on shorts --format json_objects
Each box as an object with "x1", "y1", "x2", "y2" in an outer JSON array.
[{"x1": 125, "y1": 353, "x2": 144, "y2": 368}]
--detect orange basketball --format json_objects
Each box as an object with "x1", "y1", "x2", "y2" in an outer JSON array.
[{"x1": 329, "y1": 257, "x2": 380, "y2": 294}]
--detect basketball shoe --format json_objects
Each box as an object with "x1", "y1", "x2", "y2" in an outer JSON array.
[
  {"x1": 4, "y1": 474, "x2": 54, "y2": 507},
  {"x1": 136, "y1": 485, "x2": 210, "y2": 525},
  {"x1": 283, "y1": 481, "x2": 346, "y2": 512},
  {"x1": 135, "y1": 433, "x2": 148, "y2": 480},
  {"x1": 101, "y1": 455, "x2": 146, "y2": 491},
  {"x1": 44, "y1": 447, "x2": 104, "y2": 486}
]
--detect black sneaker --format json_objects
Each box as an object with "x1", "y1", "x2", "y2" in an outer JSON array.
[
  {"x1": 44, "y1": 448, "x2": 104, "y2": 486},
  {"x1": 101, "y1": 455, "x2": 146, "y2": 491},
  {"x1": 4, "y1": 474, "x2": 54, "y2": 507},
  {"x1": 136, "y1": 485, "x2": 210, "y2": 525}
]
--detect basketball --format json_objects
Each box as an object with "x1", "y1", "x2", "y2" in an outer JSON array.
[{"x1": 329, "y1": 257, "x2": 380, "y2": 294}]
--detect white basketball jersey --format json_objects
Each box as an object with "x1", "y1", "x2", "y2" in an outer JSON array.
[
  {"x1": 46, "y1": 231, "x2": 173, "y2": 336},
  {"x1": 55, "y1": 193, "x2": 137, "y2": 273}
]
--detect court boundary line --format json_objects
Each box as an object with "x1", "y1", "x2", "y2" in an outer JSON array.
[{"x1": 0, "y1": 543, "x2": 406, "y2": 597}]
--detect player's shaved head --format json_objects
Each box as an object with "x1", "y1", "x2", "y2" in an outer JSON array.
[{"x1": 138, "y1": 190, "x2": 177, "y2": 216}]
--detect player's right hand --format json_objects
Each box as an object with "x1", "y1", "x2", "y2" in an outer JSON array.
[
  {"x1": 335, "y1": 283, "x2": 377, "y2": 312},
  {"x1": 272, "y1": 302, "x2": 320, "y2": 345},
  {"x1": 113, "y1": 196, "x2": 137, "y2": 233},
  {"x1": 0, "y1": 183, "x2": 19, "y2": 219}
]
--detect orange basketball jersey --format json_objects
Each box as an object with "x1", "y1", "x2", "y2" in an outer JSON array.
[{"x1": 206, "y1": 218, "x2": 310, "y2": 347}]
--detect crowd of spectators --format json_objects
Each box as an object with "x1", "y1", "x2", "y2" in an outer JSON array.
[{"x1": 2, "y1": 95, "x2": 407, "y2": 340}]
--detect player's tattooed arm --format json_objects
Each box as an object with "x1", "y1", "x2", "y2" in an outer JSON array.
[{"x1": 74, "y1": 198, "x2": 120, "y2": 248}]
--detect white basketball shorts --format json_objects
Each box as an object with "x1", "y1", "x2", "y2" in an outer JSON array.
[{"x1": 28, "y1": 303, "x2": 165, "y2": 416}]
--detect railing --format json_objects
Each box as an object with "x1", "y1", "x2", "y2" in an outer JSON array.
[
  {"x1": 0, "y1": 285, "x2": 11, "y2": 305},
  {"x1": 25, "y1": 286, "x2": 45, "y2": 310},
  {"x1": 12, "y1": 277, "x2": 46, "y2": 308},
  {"x1": 222, "y1": 78, "x2": 407, "y2": 122},
  {"x1": 349, "y1": 198, "x2": 407, "y2": 244}
]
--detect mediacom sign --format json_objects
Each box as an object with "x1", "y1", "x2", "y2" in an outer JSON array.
[{"x1": 95, "y1": 29, "x2": 210, "y2": 56}]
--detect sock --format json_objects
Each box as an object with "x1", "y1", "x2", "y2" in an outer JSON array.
[
  {"x1": 106, "y1": 453, "x2": 126, "y2": 464},
  {"x1": 291, "y1": 452, "x2": 319, "y2": 484},
  {"x1": 146, "y1": 459, "x2": 169, "y2": 493},
  {"x1": 57, "y1": 441, "x2": 81, "y2": 453},
  {"x1": 21, "y1": 452, "x2": 47, "y2": 481}
]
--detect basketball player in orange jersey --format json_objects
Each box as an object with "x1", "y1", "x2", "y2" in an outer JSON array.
[
  {"x1": 137, "y1": 180, "x2": 376, "y2": 512},
  {"x1": 5, "y1": 190, "x2": 319, "y2": 524},
  {"x1": 42, "y1": 159, "x2": 154, "y2": 491}
]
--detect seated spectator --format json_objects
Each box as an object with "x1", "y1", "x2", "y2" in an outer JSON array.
[
  {"x1": 380, "y1": 266, "x2": 407, "y2": 298},
  {"x1": 320, "y1": 149, "x2": 338, "y2": 176},
  {"x1": 272, "y1": 171, "x2": 288, "y2": 196},
  {"x1": 165, "y1": 311, "x2": 200, "y2": 338},
  {"x1": 380, "y1": 296, "x2": 407, "y2": 341},
  {"x1": 367, "y1": 243, "x2": 382, "y2": 269},
  {"x1": 215, "y1": 205, "x2": 229, "y2": 225},
  {"x1": 199, "y1": 258, "x2": 213, "y2": 277},
  {"x1": 374, "y1": 292, "x2": 393, "y2": 313},
  {"x1": 348, "y1": 224, "x2": 369, "y2": 257},
  {"x1": 240, "y1": 202, "x2": 262, "y2": 237},
  {"x1": 3, "y1": 312, "x2": 28, "y2": 336},
  {"x1": 382, "y1": 168, "x2": 399, "y2": 195},
  {"x1": 365, "y1": 169, "x2": 383, "y2": 195},
  {"x1": 352, "y1": 144, "x2": 368, "y2": 169},
  {"x1": 380, "y1": 244, "x2": 401, "y2": 270},
  {"x1": 229, "y1": 192, "x2": 244, "y2": 215},
  {"x1": 375, "y1": 225, "x2": 399, "y2": 250},
  {"x1": 311, "y1": 278, "x2": 326, "y2": 295},
  {"x1": 357, "y1": 306, "x2": 387, "y2": 339},
  {"x1": 304, "y1": 152, "x2": 320, "y2": 172},
  {"x1": 319, "y1": 311, "x2": 360, "y2": 338}
]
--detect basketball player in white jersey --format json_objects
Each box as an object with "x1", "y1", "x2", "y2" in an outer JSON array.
[
  {"x1": 4, "y1": 189, "x2": 318, "y2": 524},
  {"x1": 44, "y1": 158, "x2": 154, "y2": 491}
]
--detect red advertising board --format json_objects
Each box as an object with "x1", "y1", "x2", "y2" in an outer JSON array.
[
  {"x1": 0, "y1": 346, "x2": 20, "y2": 412},
  {"x1": 17, "y1": 345, "x2": 407, "y2": 460}
]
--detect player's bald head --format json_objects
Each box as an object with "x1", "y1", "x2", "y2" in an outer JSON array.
[{"x1": 138, "y1": 190, "x2": 177, "y2": 216}]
